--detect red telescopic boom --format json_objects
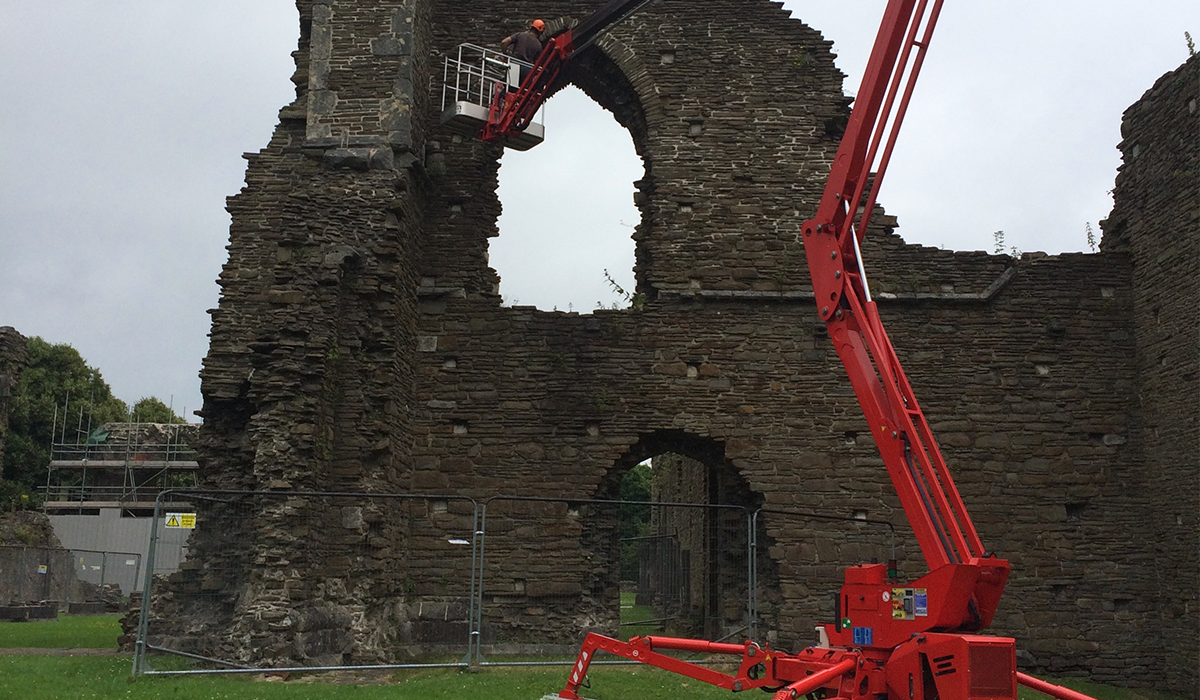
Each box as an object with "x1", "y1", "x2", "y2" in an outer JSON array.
[
  {"x1": 800, "y1": 0, "x2": 987, "y2": 574},
  {"x1": 481, "y1": 0, "x2": 654, "y2": 144},
  {"x1": 540, "y1": 1, "x2": 1103, "y2": 698}
]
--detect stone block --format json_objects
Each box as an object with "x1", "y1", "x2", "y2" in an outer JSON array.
[
  {"x1": 370, "y1": 36, "x2": 409, "y2": 57},
  {"x1": 525, "y1": 581, "x2": 582, "y2": 598}
]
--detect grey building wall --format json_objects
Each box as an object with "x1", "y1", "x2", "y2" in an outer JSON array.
[{"x1": 48, "y1": 510, "x2": 191, "y2": 592}]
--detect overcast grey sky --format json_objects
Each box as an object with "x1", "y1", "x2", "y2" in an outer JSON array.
[{"x1": 1, "y1": 1, "x2": 1195, "y2": 421}]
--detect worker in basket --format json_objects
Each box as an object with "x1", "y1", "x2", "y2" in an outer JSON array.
[{"x1": 501, "y1": 19, "x2": 546, "y2": 87}]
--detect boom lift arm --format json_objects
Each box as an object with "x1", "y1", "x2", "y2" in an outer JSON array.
[
  {"x1": 480, "y1": 0, "x2": 655, "y2": 145},
  {"x1": 539, "y1": 1, "x2": 1105, "y2": 699},
  {"x1": 799, "y1": 0, "x2": 1013, "y2": 642}
]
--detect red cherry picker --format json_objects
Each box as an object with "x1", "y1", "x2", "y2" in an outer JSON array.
[
  {"x1": 463, "y1": 1, "x2": 1105, "y2": 698},
  {"x1": 440, "y1": 0, "x2": 654, "y2": 150}
]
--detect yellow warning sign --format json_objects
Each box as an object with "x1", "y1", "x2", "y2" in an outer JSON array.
[{"x1": 165, "y1": 513, "x2": 197, "y2": 529}]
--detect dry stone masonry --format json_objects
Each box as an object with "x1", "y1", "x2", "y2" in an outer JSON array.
[
  {"x1": 1098, "y1": 54, "x2": 1199, "y2": 693},
  {"x1": 161, "y1": 0, "x2": 1197, "y2": 692}
]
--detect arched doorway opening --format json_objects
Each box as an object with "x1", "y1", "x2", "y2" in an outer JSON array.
[
  {"x1": 599, "y1": 431, "x2": 779, "y2": 642},
  {"x1": 492, "y1": 86, "x2": 642, "y2": 312}
]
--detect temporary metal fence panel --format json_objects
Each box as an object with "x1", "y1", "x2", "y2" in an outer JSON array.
[
  {"x1": 474, "y1": 497, "x2": 753, "y2": 665},
  {"x1": 751, "y1": 508, "x2": 898, "y2": 650},
  {"x1": 633, "y1": 501, "x2": 755, "y2": 644},
  {"x1": 0, "y1": 546, "x2": 79, "y2": 606},
  {"x1": 44, "y1": 508, "x2": 187, "y2": 587},
  {"x1": 0, "y1": 544, "x2": 144, "y2": 611},
  {"x1": 70, "y1": 549, "x2": 141, "y2": 609},
  {"x1": 132, "y1": 490, "x2": 764, "y2": 677},
  {"x1": 135, "y1": 490, "x2": 479, "y2": 676}
]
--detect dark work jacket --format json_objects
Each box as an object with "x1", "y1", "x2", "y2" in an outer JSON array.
[{"x1": 507, "y1": 31, "x2": 543, "y2": 63}]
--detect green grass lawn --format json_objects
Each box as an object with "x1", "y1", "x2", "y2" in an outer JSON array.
[
  {"x1": 1018, "y1": 679, "x2": 1186, "y2": 700},
  {"x1": 0, "y1": 616, "x2": 1187, "y2": 700},
  {"x1": 620, "y1": 590, "x2": 662, "y2": 638},
  {"x1": 0, "y1": 656, "x2": 734, "y2": 700},
  {"x1": 0, "y1": 654, "x2": 1188, "y2": 700},
  {"x1": 0, "y1": 614, "x2": 121, "y2": 649}
]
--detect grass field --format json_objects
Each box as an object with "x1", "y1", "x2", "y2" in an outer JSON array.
[
  {"x1": 0, "y1": 653, "x2": 1189, "y2": 700},
  {"x1": 0, "y1": 656, "x2": 734, "y2": 700},
  {"x1": 620, "y1": 590, "x2": 662, "y2": 638},
  {"x1": 0, "y1": 613, "x2": 121, "y2": 649},
  {"x1": 0, "y1": 616, "x2": 1188, "y2": 700}
]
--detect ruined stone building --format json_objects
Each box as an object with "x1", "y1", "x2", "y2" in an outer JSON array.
[{"x1": 164, "y1": 0, "x2": 1196, "y2": 691}]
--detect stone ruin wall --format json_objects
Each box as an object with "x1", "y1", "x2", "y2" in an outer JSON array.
[
  {"x1": 1099, "y1": 54, "x2": 1199, "y2": 694},
  {"x1": 162, "y1": 0, "x2": 437, "y2": 665},
  {"x1": 161, "y1": 0, "x2": 1197, "y2": 691},
  {"x1": 0, "y1": 327, "x2": 28, "y2": 482}
]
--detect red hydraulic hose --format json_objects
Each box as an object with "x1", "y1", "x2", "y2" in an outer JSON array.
[{"x1": 1017, "y1": 672, "x2": 1101, "y2": 700}]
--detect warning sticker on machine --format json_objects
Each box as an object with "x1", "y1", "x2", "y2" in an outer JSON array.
[
  {"x1": 852, "y1": 626, "x2": 874, "y2": 646},
  {"x1": 891, "y1": 588, "x2": 928, "y2": 620}
]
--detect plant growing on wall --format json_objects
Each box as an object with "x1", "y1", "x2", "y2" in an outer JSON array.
[
  {"x1": 992, "y1": 230, "x2": 1020, "y2": 258},
  {"x1": 603, "y1": 270, "x2": 646, "y2": 311}
]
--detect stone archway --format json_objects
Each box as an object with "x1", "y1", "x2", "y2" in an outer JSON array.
[
  {"x1": 169, "y1": 0, "x2": 1186, "y2": 683},
  {"x1": 491, "y1": 85, "x2": 641, "y2": 311},
  {"x1": 597, "y1": 430, "x2": 777, "y2": 640},
  {"x1": 489, "y1": 21, "x2": 665, "y2": 306}
]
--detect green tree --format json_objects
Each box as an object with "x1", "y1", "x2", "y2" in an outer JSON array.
[
  {"x1": 3, "y1": 337, "x2": 128, "y2": 492},
  {"x1": 619, "y1": 462, "x2": 653, "y2": 581},
  {"x1": 130, "y1": 397, "x2": 185, "y2": 424}
]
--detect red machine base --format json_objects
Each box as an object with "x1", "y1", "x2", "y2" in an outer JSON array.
[{"x1": 548, "y1": 632, "x2": 1098, "y2": 700}]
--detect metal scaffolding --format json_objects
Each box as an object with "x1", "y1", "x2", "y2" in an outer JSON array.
[{"x1": 42, "y1": 399, "x2": 198, "y2": 514}]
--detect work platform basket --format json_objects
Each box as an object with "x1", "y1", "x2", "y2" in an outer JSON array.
[{"x1": 440, "y1": 43, "x2": 546, "y2": 151}]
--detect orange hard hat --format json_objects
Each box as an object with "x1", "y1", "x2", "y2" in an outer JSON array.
[{"x1": 531, "y1": 19, "x2": 546, "y2": 32}]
